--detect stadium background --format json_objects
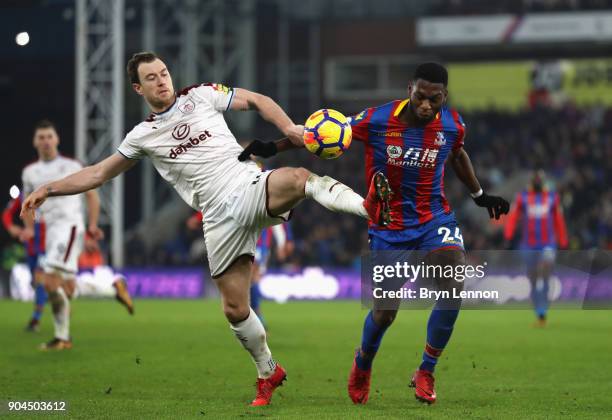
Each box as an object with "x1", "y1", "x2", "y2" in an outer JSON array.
[
  {"x1": 1, "y1": 1, "x2": 611, "y2": 417},
  {"x1": 1, "y1": 0, "x2": 610, "y2": 274}
]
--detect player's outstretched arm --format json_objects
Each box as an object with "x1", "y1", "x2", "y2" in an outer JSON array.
[
  {"x1": 230, "y1": 88, "x2": 304, "y2": 146},
  {"x1": 450, "y1": 147, "x2": 509, "y2": 219},
  {"x1": 20, "y1": 153, "x2": 137, "y2": 219}
]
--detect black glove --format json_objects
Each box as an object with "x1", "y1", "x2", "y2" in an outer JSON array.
[
  {"x1": 473, "y1": 192, "x2": 510, "y2": 220},
  {"x1": 238, "y1": 140, "x2": 278, "y2": 161}
]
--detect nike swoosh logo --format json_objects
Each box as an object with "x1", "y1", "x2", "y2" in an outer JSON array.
[{"x1": 416, "y1": 386, "x2": 433, "y2": 397}]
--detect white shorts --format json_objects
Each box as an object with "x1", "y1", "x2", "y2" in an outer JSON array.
[
  {"x1": 41, "y1": 222, "x2": 84, "y2": 276},
  {"x1": 203, "y1": 170, "x2": 291, "y2": 277}
]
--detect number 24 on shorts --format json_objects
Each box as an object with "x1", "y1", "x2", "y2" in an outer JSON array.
[{"x1": 438, "y1": 226, "x2": 464, "y2": 245}]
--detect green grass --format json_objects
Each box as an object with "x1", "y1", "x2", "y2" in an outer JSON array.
[{"x1": 1, "y1": 300, "x2": 611, "y2": 419}]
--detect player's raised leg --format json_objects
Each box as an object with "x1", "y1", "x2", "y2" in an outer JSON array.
[
  {"x1": 266, "y1": 167, "x2": 391, "y2": 225},
  {"x1": 113, "y1": 275, "x2": 135, "y2": 315},
  {"x1": 213, "y1": 255, "x2": 286, "y2": 407},
  {"x1": 76, "y1": 271, "x2": 134, "y2": 315}
]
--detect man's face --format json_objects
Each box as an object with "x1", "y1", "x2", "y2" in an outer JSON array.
[
  {"x1": 408, "y1": 79, "x2": 447, "y2": 123},
  {"x1": 133, "y1": 59, "x2": 175, "y2": 109},
  {"x1": 531, "y1": 170, "x2": 545, "y2": 191},
  {"x1": 33, "y1": 127, "x2": 59, "y2": 160}
]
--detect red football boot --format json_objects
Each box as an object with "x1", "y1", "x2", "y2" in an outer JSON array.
[
  {"x1": 251, "y1": 364, "x2": 287, "y2": 407},
  {"x1": 348, "y1": 352, "x2": 371, "y2": 404},
  {"x1": 363, "y1": 171, "x2": 392, "y2": 227},
  {"x1": 410, "y1": 369, "x2": 436, "y2": 404}
]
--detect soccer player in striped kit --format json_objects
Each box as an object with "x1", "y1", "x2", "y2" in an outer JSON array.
[
  {"x1": 251, "y1": 222, "x2": 294, "y2": 327},
  {"x1": 346, "y1": 63, "x2": 510, "y2": 404},
  {"x1": 504, "y1": 170, "x2": 568, "y2": 326},
  {"x1": 2, "y1": 193, "x2": 47, "y2": 331}
]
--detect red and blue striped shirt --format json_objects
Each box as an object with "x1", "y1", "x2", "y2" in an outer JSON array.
[
  {"x1": 350, "y1": 100, "x2": 465, "y2": 231},
  {"x1": 2, "y1": 195, "x2": 45, "y2": 256},
  {"x1": 504, "y1": 190, "x2": 568, "y2": 249}
]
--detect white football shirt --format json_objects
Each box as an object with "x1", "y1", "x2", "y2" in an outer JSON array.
[
  {"x1": 118, "y1": 83, "x2": 259, "y2": 213},
  {"x1": 21, "y1": 155, "x2": 85, "y2": 225}
]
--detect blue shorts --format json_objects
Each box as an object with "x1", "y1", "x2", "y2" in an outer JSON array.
[
  {"x1": 369, "y1": 217, "x2": 465, "y2": 252},
  {"x1": 26, "y1": 254, "x2": 41, "y2": 273}
]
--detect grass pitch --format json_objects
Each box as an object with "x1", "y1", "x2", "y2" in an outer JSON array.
[{"x1": 1, "y1": 299, "x2": 611, "y2": 419}]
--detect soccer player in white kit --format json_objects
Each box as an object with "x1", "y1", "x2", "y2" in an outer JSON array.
[
  {"x1": 21, "y1": 120, "x2": 112, "y2": 350},
  {"x1": 21, "y1": 52, "x2": 390, "y2": 406}
]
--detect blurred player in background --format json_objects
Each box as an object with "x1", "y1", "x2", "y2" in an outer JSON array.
[
  {"x1": 344, "y1": 63, "x2": 509, "y2": 405},
  {"x1": 2, "y1": 192, "x2": 47, "y2": 331},
  {"x1": 251, "y1": 223, "x2": 293, "y2": 327},
  {"x1": 7, "y1": 230, "x2": 134, "y2": 314},
  {"x1": 77, "y1": 232, "x2": 134, "y2": 314},
  {"x1": 504, "y1": 170, "x2": 568, "y2": 326},
  {"x1": 21, "y1": 52, "x2": 387, "y2": 406},
  {"x1": 21, "y1": 120, "x2": 107, "y2": 350}
]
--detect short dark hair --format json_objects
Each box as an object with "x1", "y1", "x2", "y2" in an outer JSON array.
[
  {"x1": 33, "y1": 119, "x2": 56, "y2": 134},
  {"x1": 126, "y1": 51, "x2": 161, "y2": 84},
  {"x1": 414, "y1": 62, "x2": 448, "y2": 87}
]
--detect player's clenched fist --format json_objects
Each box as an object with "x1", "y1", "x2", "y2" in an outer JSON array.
[
  {"x1": 20, "y1": 187, "x2": 49, "y2": 220},
  {"x1": 285, "y1": 124, "x2": 305, "y2": 147}
]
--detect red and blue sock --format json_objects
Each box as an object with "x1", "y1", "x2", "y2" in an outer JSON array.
[
  {"x1": 31, "y1": 284, "x2": 47, "y2": 321},
  {"x1": 420, "y1": 307, "x2": 460, "y2": 372}
]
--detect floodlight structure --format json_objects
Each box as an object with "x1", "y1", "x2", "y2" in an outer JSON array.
[
  {"x1": 139, "y1": 0, "x2": 256, "y2": 222},
  {"x1": 75, "y1": 0, "x2": 125, "y2": 266}
]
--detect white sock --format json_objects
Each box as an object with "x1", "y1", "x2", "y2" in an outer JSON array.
[
  {"x1": 230, "y1": 308, "x2": 276, "y2": 378},
  {"x1": 304, "y1": 174, "x2": 368, "y2": 219},
  {"x1": 52, "y1": 288, "x2": 70, "y2": 341}
]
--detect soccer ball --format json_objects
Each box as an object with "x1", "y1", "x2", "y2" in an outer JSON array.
[{"x1": 303, "y1": 109, "x2": 352, "y2": 159}]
